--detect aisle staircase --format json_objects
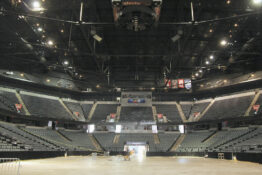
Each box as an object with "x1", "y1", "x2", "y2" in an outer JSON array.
[
  {"x1": 15, "y1": 91, "x2": 31, "y2": 115},
  {"x1": 153, "y1": 134, "x2": 160, "y2": 144},
  {"x1": 88, "y1": 103, "x2": 98, "y2": 121},
  {"x1": 152, "y1": 106, "x2": 157, "y2": 121},
  {"x1": 245, "y1": 91, "x2": 260, "y2": 116},
  {"x1": 89, "y1": 134, "x2": 103, "y2": 151},
  {"x1": 195, "y1": 99, "x2": 215, "y2": 121},
  {"x1": 170, "y1": 134, "x2": 186, "y2": 152},
  {"x1": 175, "y1": 103, "x2": 187, "y2": 123},
  {"x1": 113, "y1": 134, "x2": 120, "y2": 144}
]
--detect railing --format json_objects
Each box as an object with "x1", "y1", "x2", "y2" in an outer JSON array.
[{"x1": 0, "y1": 158, "x2": 21, "y2": 175}]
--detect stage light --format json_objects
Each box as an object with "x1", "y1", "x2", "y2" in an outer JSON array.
[
  {"x1": 20, "y1": 73, "x2": 24, "y2": 77},
  {"x1": 63, "y1": 60, "x2": 69, "y2": 65},
  {"x1": 47, "y1": 40, "x2": 54, "y2": 46},
  {"x1": 37, "y1": 27, "x2": 43, "y2": 32},
  {"x1": 209, "y1": 55, "x2": 214, "y2": 60},
  {"x1": 195, "y1": 73, "x2": 199, "y2": 77},
  {"x1": 253, "y1": 0, "x2": 262, "y2": 5},
  {"x1": 199, "y1": 69, "x2": 203, "y2": 73},
  {"x1": 205, "y1": 60, "x2": 210, "y2": 65},
  {"x1": 46, "y1": 79, "x2": 50, "y2": 82},
  {"x1": 30, "y1": 1, "x2": 45, "y2": 11},
  {"x1": 251, "y1": 73, "x2": 255, "y2": 77},
  {"x1": 32, "y1": 1, "x2": 41, "y2": 9},
  {"x1": 220, "y1": 40, "x2": 228, "y2": 46}
]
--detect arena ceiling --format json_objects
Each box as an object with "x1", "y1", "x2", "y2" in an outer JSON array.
[{"x1": 0, "y1": 0, "x2": 261, "y2": 90}]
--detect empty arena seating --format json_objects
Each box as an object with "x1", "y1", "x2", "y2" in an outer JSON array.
[
  {"x1": 156, "y1": 133, "x2": 180, "y2": 152},
  {"x1": 201, "y1": 94, "x2": 254, "y2": 121},
  {"x1": 181, "y1": 102, "x2": 209, "y2": 120},
  {"x1": 23, "y1": 127, "x2": 75, "y2": 151},
  {"x1": 91, "y1": 104, "x2": 118, "y2": 122},
  {"x1": 0, "y1": 122, "x2": 57, "y2": 151},
  {"x1": 59, "y1": 130, "x2": 96, "y2": 150},
  {"x1": 111, "y1": 133, "x2": 156, "y2": 152},
  {"x1": 220, "y1": 127, "x2": 262, "y2": 153},
  {"x1": 0, "y1": 90, "x2": 24, "y2": 114},
  {"x1": 250, "y1": 93, "x2": 262, "y2": 116},
  {"x1": 21, "y1": 94, "x2": 73, "y2": 120},
  {"x1": 155, "y1": 104, "x2": 182, "y2": 122},
  {"x1": 119, "y1": 107, "x2": 154, "y2": 122},
  {"x1": 81, "y1": 103, "x2": 93, "y2": 119},
  {"x1": 94, "y1": 132, "x2": 115, "y2": 151},
  {"x1": 176, "y1": 130, "x2": 214, "y2": 152},
  {"x1": 63, "y1": 101, "x2": 85, "y2": 119}
]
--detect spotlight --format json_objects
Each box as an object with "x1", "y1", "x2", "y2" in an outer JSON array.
[
  {"x1": 199, "y1": 69, "x2": 203, "y2": 73},
  {"x1": 205, "y1": 61, "x2": 210, "y2": 65},
  {"x1": 63, "y1": 60, "x2": 69, "y2": 66},
  {"x1": 37, "y1": 27, "x2": 43, "y2": 32},
  {"x1": 253, "y1": 0, "x2": 262, "y2": 4},
  {"x1": 209, "y1": 55, "x2": 214, "y2": 60},
  {"x1": 47, "y1": 40, "x2": 54, "y2": 46},
  {"x1": 195, "y1": 73, "x2": 199, "y2": 77},
  {"x1": 220, "y1": 40, "x2": 228, "y2": 46},
  {"x1": 32, "y1": 1, "x2": 41, "y2": 9},
  {"x1": 251, "y1": 73, "x2": 255, "y2": 77},
  {"x1": 30, "y1": 1, "x2": 44, "y2": 11}
]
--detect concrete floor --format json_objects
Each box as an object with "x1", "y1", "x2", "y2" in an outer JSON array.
[{"x1": 19, "y1": 156, "x2": 262, "y2": 175}]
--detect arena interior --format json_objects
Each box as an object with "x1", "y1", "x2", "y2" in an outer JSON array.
[{"x1": 0, "y1": 0, "x2": 262, "y2": 174}]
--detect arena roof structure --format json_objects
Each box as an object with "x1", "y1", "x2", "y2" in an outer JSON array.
[
  {"x1": 0, "y1": 0, "x2": 261, "y2": 91},
  {"x1": 0, "y1": 1, "x2": 262, "y2": 175}
]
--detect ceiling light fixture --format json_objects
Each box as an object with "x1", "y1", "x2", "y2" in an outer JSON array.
[
  {"x1": 253, "y1": 0, "x2": 262, "y2": 5},
  {"x1": 32, "y1": 1, "x2": 41, "y2": 9},
  {"x1": 37, "y1": 27, "x2": 43, "y2": 32},
  {"x1": 220, "y1": 39, "x2": 228, "y2": 46},
  {"x1": 47, "y1": 40, "x2": 54, "y2": 46},
  {"x1": 63, "y1": 60, "x2": 69, "y2": 65}
]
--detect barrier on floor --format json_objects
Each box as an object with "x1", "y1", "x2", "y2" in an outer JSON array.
[{"x1": 0, "y1": 158, "x2": 20, "y2": 175}]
